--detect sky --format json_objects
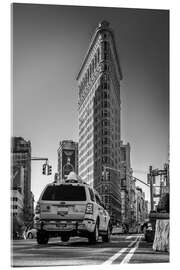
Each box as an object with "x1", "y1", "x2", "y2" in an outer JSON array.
[{"x1": 12, "y1": 3, "x2": 169, "y2": 203}]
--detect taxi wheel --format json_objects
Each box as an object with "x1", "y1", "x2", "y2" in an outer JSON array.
[
  {"x1": 88, "y1": 220, "x2": 99, "y2": 244},
  {"x1": 102, "y1": 224, "x2": 111, "y2": 242},
  {"x1": 37, "y1": 230, "x2": 49, "y2": 245}
]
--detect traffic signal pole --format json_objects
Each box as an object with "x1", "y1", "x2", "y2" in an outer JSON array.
[
  {"x1": 31, "y1": 157, "x2": 48, "y2": 162},
  {"x1": 103, "y1": 165, "x2": 150, "y2": 187},
  {"x1": 13, "y1": 156, "x2": 52, "y2": 175},
  {"x1": 150, "y1": 176, "x2": 154, "y2": 212},
  {"x1": 31, "y1": 158, "x2": 52, "y2": 175}
]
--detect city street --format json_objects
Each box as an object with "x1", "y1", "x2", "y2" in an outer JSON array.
[{"x1": 12, "y1": 234, "x2": 169, "y2": 267}]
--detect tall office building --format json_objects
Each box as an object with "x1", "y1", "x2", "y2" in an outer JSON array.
[
  {"x1": 11, "y1": 137, "x2": 33, "y2": 224},
  {"x1": 77, "y1": 21, "x2": 123, "y2": 223},
  {"x1": 57, "y1": 140, "x2": 78, "y2": 179},
  {"x1": 120, "y1": 141, "x2": 132, "y2": 225}
]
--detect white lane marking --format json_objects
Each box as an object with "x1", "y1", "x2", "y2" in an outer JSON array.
[
  {"x1": 127, "y1": 236, "x2": 140, "y2": 247},
  {"x1": 120, "y1": 236, "x2": 141, "y2": 264},
  {"x1": 126, "y1": 236, "x2": 133, "y2": 240},
  {"x1": 102, "y1": 248, "x2": 129, "y2": 265},
  {"x1": 102, "y1": 236, "x2": 139, "y2": 265}
]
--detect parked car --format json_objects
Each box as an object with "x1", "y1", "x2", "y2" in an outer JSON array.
[
  {"x1": 112, "y1": 226, "x2": 123, "y2": 234},
  {"x1": 24, "y1": 228, "x2": 37, "y2": 239},
  {"x1": 34, "y1": 172, "x2": 112, "y2": 245}
]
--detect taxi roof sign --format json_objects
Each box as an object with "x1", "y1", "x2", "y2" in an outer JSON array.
[
  {"x1": 65, "y1": 171, "x2": 84, "y2": 184},
  {"x1": 67, "y1": 171, "x2": 79, "y2": 180}
]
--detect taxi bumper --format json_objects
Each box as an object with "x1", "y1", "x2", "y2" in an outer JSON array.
[{"x1": 34, "y1": 218, "x2": 96, "y2": 235}]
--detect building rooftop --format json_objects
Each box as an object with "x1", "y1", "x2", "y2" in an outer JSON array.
[{"x1": 76, "y1": 20, "x2": 123, "y2": 81}]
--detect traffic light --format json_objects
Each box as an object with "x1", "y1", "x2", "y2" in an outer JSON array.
[
  {"x1": 42, "y1": 164, "x2": 46, "y2": 175},
  {"x1": 48, "y1": 165, "x2": 52, "y2": 175}
]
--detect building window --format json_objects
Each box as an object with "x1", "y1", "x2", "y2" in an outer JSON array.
[
  {"x1": 97, "y1": 48, "x2": 100, "y2": 62},
  {"x1": 102, "y1": 156, "x2": 110, "y2": 164},
  {"x1": 105, "y1": 82, "x2": 109, "y2": 89},
  {"x1": 104, "y1": 64, "x2": 108, "y2": 71},
  {"x1": 102, "y1": 137, "x2": 110, "y2": 145},
  {"x1": 88, "y1": 69, "x2": 90, "y2": 82},
  {"x1": 103, "y1": 147, "x2": 110, "y2": 155},
  {"x1": 102, "y1": 129, "x2": 110, "y2": 136},
  {"x1": 94, "y1": 54, "x2": 97, "y2": 67},
  {"x1": 105, "y1": 196, "x2": 108, "y2": 204},
  {"x1": 103, "y1": 101, "x2": 110, "y2": 108},
  {"x1": 104, "y1": 41, "x2": 108, "y2": 51},
  {"x1": 103, "y1": 120, "x2": 110, "y2": 127},
  {"x1": 104, "y1": 91, "x2": 109, "y2": 98},
  {"x1": 92, "y1": 59, "x2": 94, "y2": 73}
]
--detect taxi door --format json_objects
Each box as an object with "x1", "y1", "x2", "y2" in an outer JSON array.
[{"x1": 95, "y1": 194, "x2": 107, "y2": 231}]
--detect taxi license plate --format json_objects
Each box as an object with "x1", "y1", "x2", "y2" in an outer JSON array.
[
  {"x1": 57, "y1": 207, "x2": 68, "y2": 211},
  {"x1": 57, "y1": 207, "x2": 68, "y2": 216}
]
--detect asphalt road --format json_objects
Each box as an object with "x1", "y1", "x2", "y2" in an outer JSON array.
[{"x1": 11, "y1": 234, "x2": 169, "y2": 267}]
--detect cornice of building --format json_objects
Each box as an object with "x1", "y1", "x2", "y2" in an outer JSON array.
[
  {"x1": 57, "y1": 140, "x2": 78, "y2": 153},
  {"x1": 76, "y1": 20, "x2": 123, "y2": 82}
]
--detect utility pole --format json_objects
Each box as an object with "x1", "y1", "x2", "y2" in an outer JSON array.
[{"x1": 148, "y1": 166, "x2": 154, "y2": 211}]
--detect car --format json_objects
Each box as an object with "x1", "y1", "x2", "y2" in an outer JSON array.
[
  {"x1": 112, "y1": 225, "x2": 123, "y2": 234},
  {"x1": 34, "y1": 172, "x2": 112, "y2": 245},
  {"x1": 24, "y1": 227, "x2": 37, "y2": 239}
]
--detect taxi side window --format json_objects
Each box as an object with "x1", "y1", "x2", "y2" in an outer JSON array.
[{"x1": 89, "y1": 188, "x2": 95, "y2": 201}]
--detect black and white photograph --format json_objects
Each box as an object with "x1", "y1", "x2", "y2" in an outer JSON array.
[{"x1": 10, "y1": 1, "x2": 171, "y2": 267}]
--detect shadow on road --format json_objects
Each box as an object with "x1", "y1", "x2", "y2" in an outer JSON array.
[
  {"x1": 27, "y1": 235, "x2": 140, "y2": 249},
  {"x1": 34, "y1": 239, "x2": 112, "y2": 249}
]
